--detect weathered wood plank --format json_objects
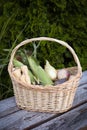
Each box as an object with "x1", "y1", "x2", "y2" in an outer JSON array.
[
  {"x1": 0, "y1": 97, "x2": 19, "y2": 118},
  {"x1": 0, "y1": 110, "x2": 53, "y2": 130},
  {"x1": 33, "y1": 103, "x2": 87, "y2": 130},
  {"x1": 0, "y1": 83, "x2": 87, "y2": 130},
  {"x1": 73, "y1": 84, "x2": 87, "y2": 106},
  {"x1": 79, "y1": 71, "x2": 87, "y2": 86}
]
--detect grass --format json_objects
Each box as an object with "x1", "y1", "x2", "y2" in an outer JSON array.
[{"x1": 0, "y1": 15, "x2": 29, "y2": 100}]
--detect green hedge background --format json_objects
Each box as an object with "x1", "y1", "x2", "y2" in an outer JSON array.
[{"x1": 0, "y1": 0, "x2": 87, "y2": 100}]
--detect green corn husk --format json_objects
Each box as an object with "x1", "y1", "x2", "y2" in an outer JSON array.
[
  {"x1": 28, "y1": 56, "x2": 53, "y2": 86},
  {"x1": 13, "y1": 59, "x2": 35, "y2": 84}
]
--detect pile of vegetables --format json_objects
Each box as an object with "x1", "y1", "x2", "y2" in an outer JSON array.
[{"x1": 12, "y1": 44, "x2": 74, "y2": 86}]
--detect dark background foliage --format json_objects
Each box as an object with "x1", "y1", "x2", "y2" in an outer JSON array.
[{"x1": 0, "y1": 0, "x2": 87, "y2": 100}]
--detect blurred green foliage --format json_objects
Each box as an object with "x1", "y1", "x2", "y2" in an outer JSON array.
[{"x1": 0, "y1": 0, "x2": 87, "y2": 100}]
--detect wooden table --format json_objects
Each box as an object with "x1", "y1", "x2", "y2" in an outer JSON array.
[{"x1": 0, "y1": 71, "x2": 87, "y2": 130}]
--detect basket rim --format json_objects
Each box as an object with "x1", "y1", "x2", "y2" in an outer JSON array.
[{"x1": 11, "y1": 66, "x2": 81, "y2": 91}]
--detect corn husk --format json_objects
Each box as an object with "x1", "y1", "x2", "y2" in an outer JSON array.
[
  {"x1": 20, "y1": 73, "x2": 26, "y2": 84},
  {"x1": 13, "y1": 59, "x2": 35, "y2": 84},
  {"x1": 21, "y1": 65, "x2": 31, "y2": 85},
  {"x1": 12, "y1": 68, "x2": 21, "y2": 80},
  {"x1": 28, "y1": 56, "x2": 53, "y2": 86}
]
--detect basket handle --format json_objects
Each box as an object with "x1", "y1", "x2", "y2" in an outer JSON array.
[{"x1": 8, "y1": 37, "x2": 82, "y2": 74}]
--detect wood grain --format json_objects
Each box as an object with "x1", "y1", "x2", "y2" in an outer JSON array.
[
  {"x1": 0, "y1": 97, "x2": 19, "y2": 118},
  {"x1": 79, "y1": 71, "x2": 87, "y2": 86},
  {"x1": 73, "y1": 84, "x2": 87, "y2": 106},
  {"x1": 33, "y1": 103, "x2": 87, "y2": 130}
]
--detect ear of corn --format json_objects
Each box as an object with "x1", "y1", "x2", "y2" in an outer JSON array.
[
  {"x1": 28, "y1": 56, "x2": 53, "y2": 86},
  {"x1": 13, "y1": 59, "x2": 35, "y2": 84},
  {"x1": 20, "y1": 73, "x2": 26, "y2": 84},
  {"x1": 13, "y1": 59, "x2": 23, "y2": 67}
]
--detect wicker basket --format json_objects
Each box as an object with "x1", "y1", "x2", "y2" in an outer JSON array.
[{"x1": 8, "y1": 37, "x2": 82, "y2": 113}]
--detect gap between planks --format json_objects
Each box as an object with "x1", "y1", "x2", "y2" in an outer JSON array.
[
  {"x1": 31, "y1": 102, "x2": 87, "y2": 130},
  {"x1": 23, "y1": 101, "x2": 87, "y2": 130}
]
